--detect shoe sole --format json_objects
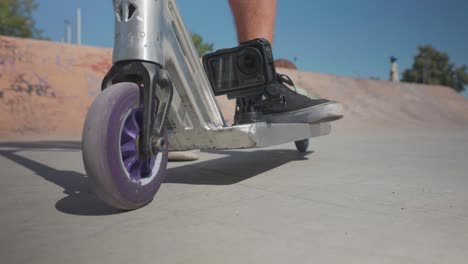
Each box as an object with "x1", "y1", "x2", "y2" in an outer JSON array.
[{"x1": 263, "y1": 101, "x2": 344, "y2": 124}]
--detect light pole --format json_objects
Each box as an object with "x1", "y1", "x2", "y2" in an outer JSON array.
[
  {"x1": 64, "y1": 19, "x2": 72, "y2": 44},
  {"x1": 77, "y1": 8, "x2": 82, "y2": 45}
]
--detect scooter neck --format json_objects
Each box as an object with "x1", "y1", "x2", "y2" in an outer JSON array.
[{"x1": 112, "y1": 0, "x2": 225, "y2": 129}]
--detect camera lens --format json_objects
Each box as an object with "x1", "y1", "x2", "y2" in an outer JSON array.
[{"x1": 237, "y1": 48, "x2": 262, "y2": 75}]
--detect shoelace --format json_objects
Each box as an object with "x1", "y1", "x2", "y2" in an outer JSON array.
[
  {"x1": 249, "y1": 74, "x2": 298, "y2": 111},
  {"x1": 277, "y1": 73, "x2": 298, "y2": 93}
]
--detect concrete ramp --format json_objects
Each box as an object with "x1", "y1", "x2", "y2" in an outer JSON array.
[
  {"x1": 1, "y1": 35, "x2": 467, "y2": 140},
  {"x1": 278, "y1": 69, "x2": 468, "y2": 131},
  {"x1": 0, "y1": 36, "x2": 111, "y2": 139}
]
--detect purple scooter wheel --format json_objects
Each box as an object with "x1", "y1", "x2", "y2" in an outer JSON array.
[{"x1": 82, "y1": 82, "x2": 168, "y2": 210}]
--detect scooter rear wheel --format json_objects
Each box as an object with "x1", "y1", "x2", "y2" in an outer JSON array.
[
  {"x1": 294, "y1": 139, "x2": 309, "y2": 153},
  {"x1": 82, "y1": 82, "x2": 168, "y2": 210}
]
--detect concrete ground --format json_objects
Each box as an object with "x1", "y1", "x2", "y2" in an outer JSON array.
[{"x1": 1, "y1": 129, "x2": 468, "y2": 264}]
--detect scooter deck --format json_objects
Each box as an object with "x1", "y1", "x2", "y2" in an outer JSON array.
[{"x1": 168, "y1": 122, "x2": 331, "y2": 151}]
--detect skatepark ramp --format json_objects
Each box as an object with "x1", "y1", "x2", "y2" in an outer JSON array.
[
  {"x1": 1, "y1": 35, "x2": 467, "y2": 140},
  {"x1": 279, "y1": 68, "x2": 468, "y2": 131}
]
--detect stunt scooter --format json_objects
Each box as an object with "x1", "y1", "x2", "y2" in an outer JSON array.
[{"x1": 82, "y1": 0, "x2": 339, "y2": 210}]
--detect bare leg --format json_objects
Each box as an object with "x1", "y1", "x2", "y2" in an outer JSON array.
[{"x1": 228, "y1": 0, "x2": 277, "y2": 44}]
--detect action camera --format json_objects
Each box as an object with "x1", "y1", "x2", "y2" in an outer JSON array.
[{"x1": 202, "y1": 38, "x2": 277, "y2": 99}]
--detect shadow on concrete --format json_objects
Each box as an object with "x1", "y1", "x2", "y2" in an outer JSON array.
[
  {"x1": 0, "y1": 141, "x2": 82, "y2": 150},
  {"x1": 0, "y1": 141, "x2": 122, "y2": 216},
  {"x1": 1, "y1": 141, "x2": 313, "y2": 215},
  {"x1": 166, "y1": 149, "x2": 313, "y2": 185}
]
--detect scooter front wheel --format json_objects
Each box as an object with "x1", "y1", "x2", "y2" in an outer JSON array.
[{"x1": 82, "y1": 82, "x2": 168, "y2": 210}]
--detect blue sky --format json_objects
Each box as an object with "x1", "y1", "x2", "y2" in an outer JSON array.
[{"x1": 33, "y1": 0, "x2": 468, "y2": 95}]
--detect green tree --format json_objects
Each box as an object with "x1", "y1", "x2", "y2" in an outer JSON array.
[
  {"x1": 191, "y1": 33, "x2": 213, "y2": 57},
  {"x1": 402, "y1": 45, "x2": 468, "y2": 93},
  {"x1": 0, "y1": 0, "x2": 45, "y2": 39}
]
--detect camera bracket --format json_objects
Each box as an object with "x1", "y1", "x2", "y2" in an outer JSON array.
[{"x1": 234, "y1": 94, "x2": 265, "y2": 124}]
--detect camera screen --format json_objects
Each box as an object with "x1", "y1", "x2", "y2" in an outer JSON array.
[
  {"x1": 209, "y1": 55, "x2": 239, "y2": 92},
  {"x1": 203, "y1": 39, "x2": 274, "y2": 97}
]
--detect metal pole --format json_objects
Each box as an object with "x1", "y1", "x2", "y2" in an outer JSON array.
[
  {"x1": 67, "y1": 24, "x2": 72, "y2": 44},
  {"x1": 65, "y1": 20, "x2": 71, "y2": 44},
  {"x1": 77, "y1": 8, "x2": 82, "y2": 45}
]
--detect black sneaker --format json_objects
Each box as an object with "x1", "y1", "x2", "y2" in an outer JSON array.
[{"x1": 234, "y1": 74, "x2": 344, "y2": 124}]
